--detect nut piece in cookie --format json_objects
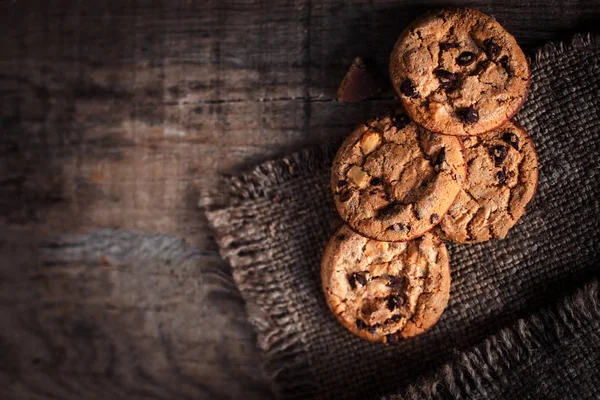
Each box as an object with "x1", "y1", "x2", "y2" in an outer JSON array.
[
  {"x1": 331, "y1": 107, "x2": 467, "y2": 242},
  {"x1": 321, "y1": 225, "x2": 451, "y2": 343},
  {"x1": 389, "y1": 8, "x2": 530, "y2": 136},
  {"x1": 434, "y1": 120, "x2": 538, "y2": 243},
  {"x1": 360, "y1": 131, "x2": 382, "y2": 155},
  {"x1": 346, "y1": 166, "x2": 370, "y2": 188}
]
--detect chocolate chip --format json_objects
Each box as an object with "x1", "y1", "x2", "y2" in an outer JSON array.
[
  {"x1": 492, "y1": 146, "x2": 508, "y2": 166},
  {"x1": 440, "y1": 42, "x2": 459, "y2": 51},
  {"x1": 338, "y1": 190, "x2": 352, "y2": 202},
  {"x1": 503, "y1": 131, "x2": 520, "y2": 150},
  {"x1": 336, "y1": 235, "x2": 345, "y2": 241},
  {"x1": 386, "y1": 333, "x2": 400, "y2": 344},
  {"x1": 484, "y1": 39, "x2": 501, "y2": 60},
  {"x1": 348, "y1": 272, "x2": 366, "y2": 289},
  {"x1": 400, "y1": 79, "x2": 419, "y2": 98},
  {"x1": 431, "y1": 213, "x2": 440, "y2": 223},
  {"x1": 392, "y1": 113, "x2": 410, "y2": 130},
  {"x1": 434, "y1": 69, "x2": 456, "y2": 83},
  {"x1": 460, "y1": 106, "x2": 479, "y2": 125},
  {"x1": 337, "y1": 57, "x2": 386, "y2": 103},
  {"x1": 471, "y1": 60, "x2": 490, "y2": 75},
  {"x1": 384, "y1": 314, "x2": 402, "y2": 325},
  {"x1": 433, "y1": 148, "x2": 446, "y2": 170},
  {"x1": 370, "y1": 177, "x2": 381, "y2": 186},
  {"x1": 356, "y1": 319, "x2": 367, "y2": 330},
  {"x1": 367, "y1": 323, "x2": 380, "y2": 334},
  {"x1": 377, "y1": 202, "x2": 403, "y2": 219},
  {"x1": 496, "y1": 170, "x2": 507, "y2": 185},
  {"x1": 434, "y1": 69, "x2": 458, "y2": 91},
  {"x1": 387, "y1": 295, "x2": 404, "y2": 311},
  {"x1": 456, "y1": 51, "x2": 476, "y2": 66},
  {"x1": 444, "y1": 78, "x2": 462, "y2": 93},
  {"x1": 337, "y1": 179, "x2": 347, "y2": 188},
  {"x1": 387, "y1": 223, "x2": 410, "y2": 233},
  {"x1": 387, "y1": 275, "x2": 406, "y2": 291},
  {"x1": 499, "y1": 55, "x2": 513, "y2": 76}
]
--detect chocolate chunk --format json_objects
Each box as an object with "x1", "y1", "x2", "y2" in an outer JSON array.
[
  {"x1": 370, "y1": 177, "x2": 381, "y2": 186},
  {"x1": 484, "y1": 39, "x2": 501, "y2": 60},
  {"x1": 434, "y1": 69, "x2": 458, "y2": 91},
  {"x1": 390, "y1": 314, "x2": 402, "y2": 323},
  {"x1": 386, "y1": 333, "x2": 400, "y2": 344},
  {"x1": 434, "y1": 69, "x2": 456, "y2": 86},
  {"x1": 496, "y1": 170, "x2": 507, "y2": 185},
  {"x1": 387, "y1": 295, "x2": 404, "y2": 311},
  {"x1": 444, "y1": 78, "x2": 462, "y2": 93},
  {"x1": 460, "y1": 106, "x2": 479, "y2": 125},
  {"x1": 492, "y1": 146, "x2": 508, "y2": 166},
  {"x1": 392, "y1": 113, "x2": 410, "y2": 130},
  {"x1": 431, "y1": 213, "x2": 440, "y2": 223},
  {"x1": 433, "y1": 148, "x2": 446, "y2": 170},
  {"x1": 338, "y1": 190, "x2": 352, "y2": 202},
  {"x1": 440, "y1": 42, "x2": 459, "y2": 51},
  {"x1": 503, "y1": 131, "x2": 520, "y2": 150},
  {"x1": 367, "y1": 323, "x2": 380, "y2": 334},
  {"x1": 456, "y1": 51, "x2": 476, "y2": 66},
  {"x1": 387, "y1": 275, "x2": 406, "y2": 291},
  {"x1": 387, "y1": 223, "x2": 410, "y2": 232},
  {"x1": 337, "y1": 179, "x2": 347, "y2": 188},
  {"x1": 471, "y1": 60, "x2": 490, "y2": 75},
  {"x1": 377, "y1": 202, "x2": 403, "y2": 219},
  {"x1": 499, "y1": 55, "x2": 513, "y2": 76},
  {"x1": 400, "y1": 79, "x2": 419, "y2": 98},
  {"x1": 348, "y1": 272, "x2": 366, "y2": 289},
  {"x1": 337, "y1": 57, "x2": 386, "y2": 103},
  {"x1": 356, "y1": 319, "x2": 367, "y2": 330}
]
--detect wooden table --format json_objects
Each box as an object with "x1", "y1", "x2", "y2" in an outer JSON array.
[{"x1": 1, "y1": 1, "x2": 599, "y2": 398}]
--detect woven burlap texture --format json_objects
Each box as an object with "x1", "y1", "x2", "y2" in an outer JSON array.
[
  {"x1": 205, "y1": 34, "x2": 600, "y2": 400},
  {"x1": 386, "y1": 279, "x2": 600, "y2": 400}
]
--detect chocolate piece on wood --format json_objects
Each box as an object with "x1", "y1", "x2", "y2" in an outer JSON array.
[{"x1": 337, "y1": 57, "x2": 386, "y2": 103}]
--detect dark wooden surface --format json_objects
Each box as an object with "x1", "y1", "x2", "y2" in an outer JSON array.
[{"x1": 1, "y1": 1, "x2": 600, "y2": 399}]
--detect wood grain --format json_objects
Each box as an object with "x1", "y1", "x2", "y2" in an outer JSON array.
[
  {"x1": 1, "y1": 0, "x2": 600, "y2": 398},
  {"x1": 0, "y1": 228, "x2": 272, "y2": 399}
]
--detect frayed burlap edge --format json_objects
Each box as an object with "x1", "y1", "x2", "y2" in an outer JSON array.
[
  {"x1": 204, "y1": 33, "x2": 597, "y2": 400},
  {"x1": 204, "y1": 145, "x2": 338, "y2": 399}
]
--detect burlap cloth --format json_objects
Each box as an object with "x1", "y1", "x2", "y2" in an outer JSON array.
[{"x1": 205, "y1": 34, "x2": 600, "y2": 399}]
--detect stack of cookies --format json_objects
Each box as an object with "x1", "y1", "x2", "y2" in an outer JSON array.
[{"x1": 321, "y1": 8, "x2": 539, "y2": 344}]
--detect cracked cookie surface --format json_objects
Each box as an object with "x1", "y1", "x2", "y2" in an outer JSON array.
[
  {"x1": 434, "y1": 120, "x2": 538, "y2": 242},
  {"x1": 331, "y1": 108, "x2": 466, "y2": 242},
  {"x1": 390, "y1": 8, "x2": 530, "y2": 136},
  {"x1": 321, "y1": 225, "x2": 451, "y2": 343}
]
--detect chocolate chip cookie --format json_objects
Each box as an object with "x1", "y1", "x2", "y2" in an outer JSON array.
[
  {"x1": 390, "y1": 8, "x2": 530, "y2": 136},
  {"x1": 434, "y1": 120, "x2": 538, "y2": 242},
  {"x1": 321, "y1": 225, "x2": 451, "y2": 343},
  {"x1": 331, "y1": 108, "x2": 467, "y2": 242}
]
